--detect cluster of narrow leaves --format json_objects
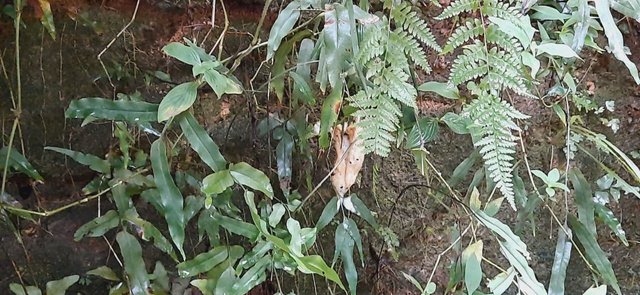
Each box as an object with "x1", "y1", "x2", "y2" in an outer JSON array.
[{"x1": 40, "y1": 39, "x2": 348, "y2": 294}]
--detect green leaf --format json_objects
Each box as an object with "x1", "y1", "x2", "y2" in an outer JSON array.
[
  {"x1": 0, "y1": 146, "x2": 43, "y2": 181},
  {"x1": 521, "y1": 51, "x2": 540, "y2": 77},
  {"x1": 157, "y1": 82, "x2": 199, "y2": 122},
  {"x1": 531, "y1": 6, "x2": 571, "y2": 21},
  {"x1": 351, "y1": 194, "x2": 379, "y2": 229},
  {"x1": 74, "y1": 210, "x2": 120, "y2": 240},
  {"x1": 215, "y1": 267, "x2": 238, "y2": 295},
  {"x1": 177, "y1": 112, "x2": 227, "y2": 171},
  {"x1": 276, "y1": 132, "x2": 294, "y2": 192},
  {"x1": 163, "y1": 42, "x2": 201, "y2": 66},
  {"x1": 214, "y1": 214, "x2": 260, "y2": 240},
  {"x1": 233, "y1": 255, "x2": 270, "y2": 294},
  {"x1": 536, "y1": 43, "x2": 580, "y2": 58},
  {"x1": 87, "y1": 266, "x2": 120, "y2": 281},
  {"x1": 487, "y1": 267, "x2": 515, "y2": 295},
  {"x1": 37, "y1": 0, "x2": 56, "y2": 39},
  {"x1": 569, "y1": 215, "x2": 621, "y2": 295},
  {"x1": 401, "y1": 272, "x2": 425, "y2": 293},
  {"x1": 405, "y1": 117, "x2": 439, "y2": 149},
  {"x1": 319, "y1": 80, "x2": 342, "y2": 148},
  {"x1": 124, "y1": 215, "x2": 178, "y2": 261},
  {"x1": 65, "y1": 98, "x2": 158, "y2": 122},
  {"x1": 548, "y1": 227, "x2": 572, "y2": 295},
  {"x1": 272, "y1": 30, "x2": 312, "y2": 102},
  {"x1": 569, "y1": 168, "x2": 596, "y2": 237},
  {"x1": 229, "y1": 162, "x2": 274, "y2": 198},
  {"x1": 9, "y1": 284, "x2": 41, "y2": 295},
  {"x1": 151, "y1": 262, "x2": 170, "y2": 293},
  {"x1": 595, "y1": 204, "x2": 628, "y2": 246},
  {"x1": 269, "y1": 203, "x2": 286, "y2": 227},
  {"x1": 334, "y1": 218, "x2": 358, "y2": 294},
  {"x1": 441, "y1": 112, "x2": 470, "y2": 135},
  {"x1": 297, "y1": 255, "x2": 345, "y2": 290},
  {"x1": 238, "y1": 241, "x2": 272, "y2": 270},
  {"x1": 116, "y1": 231, "x2": 150, "y2": 295},
  {"x1": 290, "y1": 71, "x2": 316, "y2": 105},
  {"x1": 196, "y1": 61, "x2": 243, "y2": 98},
  {"x1": 151, "y1": 139, "x2": 186, "y2": 260},
  {"x1": 462, "y1": 241, "x2": 483, "y2": 295},
  {"x1": 448, "y1": 152, "x2": 479, "y2": 188},
  {"x1": 202, "y1": 170, "x2": 234, "y2": 196},
  {"x1": 316, "y1": 197, "x2": 339, "y2": 231},
  {"x1": 44, "y1": 147, "x2": 110, "y2": 174},
  {"x1": 595, "y1": 0, "x2": 640, "y2": 84},
  {"x1": 498, "y1": 240, "x2": 546, "y2": 294},
  {"x1": 583, "y1": 285, "x2": 607, "y2": 295},
  {"x1": 489, "y1": 16, "x2": 531, "y2": 48},
  {"x1": 317, "y1": 4, "x2": 352, "y2": 90},
  {"x1": 418, "y1": 81, "x2": 460, "y2": 99},
  {"x1": 267, "y1": 1, "x2": 303, "y2": 59},
  {"x1": 46, "y1": 275, "x2": 79, "y2": 295},
  {"x1": 177, "y1": 247, "x2": 230, "y2": 277},
  {"x1": 470, "y1": 195, "x2": 531, "y2": 261},
  {"x1": 484, "y1": 197, "x2": 504, "y2": 217}
]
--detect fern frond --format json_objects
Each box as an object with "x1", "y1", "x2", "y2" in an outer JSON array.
[
  {"x1": 449, "y1": 43, "x2": 488, "y2": 85},
  {"x1": 358, "y1": 23, "x2": 385, "y2": 66},
  {"x1": 392, "y1": 3, "x2": 442, "y2": 52},
  {"x1": 392, "y1": 29, "x2": 431, "y2": 73},
  {"x1": 382, "y1": 68, "x2": 417, "y2": 108},
  {"x1": 465, "y1": 93, "x2": 529, "y2": 209},
  {"x1": 349, "y1": 90, "x2": 401, "y2": 156},
  {"x1": 485, "y1": 26, "x2": 522, "y2": 53},
  {"x1": 437, "y1": 0, "x2": 480, "y2": 20},
  {"x1": 443, "y1": 19, "x2": 484, "y2": 54},
  {"x1": 486, "y1": 48, "x2": 529, "y2": 94},
  {"x1": 482, "y1": 0, "x2": 521, "y2": 23}
]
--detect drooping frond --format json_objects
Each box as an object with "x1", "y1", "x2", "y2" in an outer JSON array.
[
  {"x1": 440, "y1": 0, "x2": 533, "y2": 207},
  {"x1": 465, "y1": 93, "x2": 529, "y2": 208},
  {"x1": 349, "y1": 90, "x2": 402, "y2": 156},
  {"x1": 392, "y1": 3, "x2": 442, "y2": 52},
  {"x1": 358, "y1": 22, "x2": 385, "y2": 67},
  {"x1": 392, "y1": 29, "x2": 431, "y2": 73},
  {"x1": 348, "y1": 1, "x2": 438, "y2": 156}
]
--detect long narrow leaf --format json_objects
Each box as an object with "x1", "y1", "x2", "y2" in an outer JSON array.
[
  {"x1": 548, "y1": 227, "x2": 572, "y2": 295},
  {"x1": 65, "y1": 98, "x2": 158, "y2": 122},
  {"x1": 116, "y1": 231, "x2": 150, "y2": 295},
  {"x1": 151, "y1": 139, "x2": 186, "y2": 260},
  {"x1": 595, "y1": 0, "x2": 640, "y2": 84},
  {"x1": 45, "y1": 147, "x2": 110, "y2": 174},
  {"x1": 569, "y1": 216, "x2": 621, "y2": 295},
  {"x1": 0, "y1": 146, "x2": 43, "y2": 181},
  {"x1": 570, "y1": 168, "x2": 596, "y2": 237},
  {"x1": 178, "y1": 112, "x2": 227, "y2": 172}
]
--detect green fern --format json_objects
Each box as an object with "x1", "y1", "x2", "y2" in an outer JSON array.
[
  {"x1": 440, "y1": 0, "x2": 532, "y2": 207},
  {"x1": 465, "y1": 90, "x2": 529, "y2": 208},
  {"x1": 436, "y1": 0, "x2": 480, "y2": 20},
  {"x1": 392, "y1": 3, "x2": 442, "y2": 53},
  {"x1": 348, "y1": 2, "x2": 438, "y2": 156}
]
